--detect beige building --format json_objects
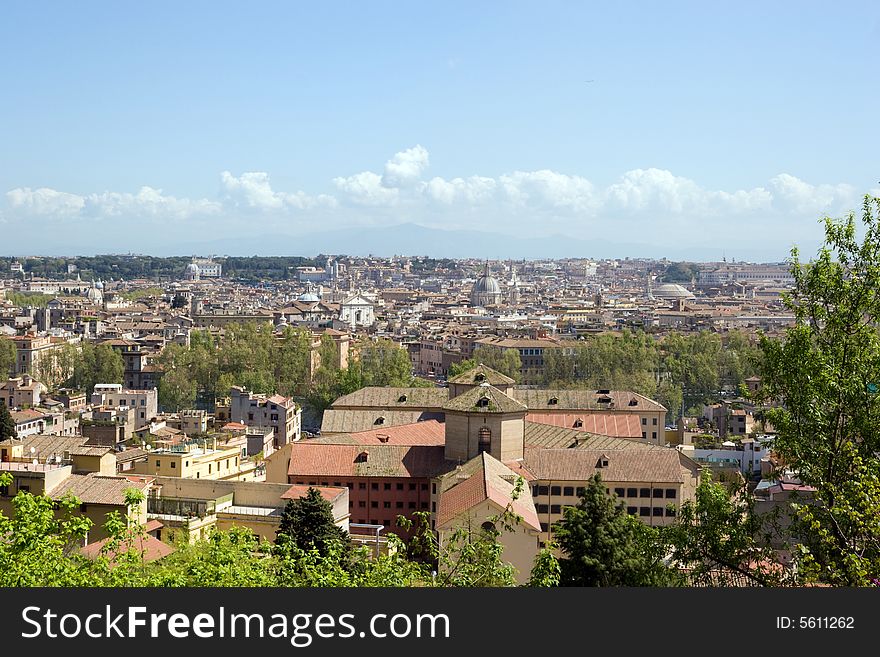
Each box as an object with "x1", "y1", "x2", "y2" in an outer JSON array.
[
  {"x1": 130, "y1": 439, "x2": 255, "y2": 481},
  {"x1": 0, "y1": 374, "x2": 45, "y2": 409},
  {"x1": 146, "y1": 477, "x2": 348, "y2": 543}
]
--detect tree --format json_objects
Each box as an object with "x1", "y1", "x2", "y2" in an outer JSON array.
[
  {"x1": 0, "y1": 402, "x2": 15, "y2": 440},
  {"x1": 275, "y1": 487, "x2": 351, "y2": 559},
  {"x1": 553, "y1": 474, "x2": 677, "y2": 586},
  {"x1": 758, "y1": 195, "x2": 880, "y2": 585},
  {"x1": 664, "y1": 471, "x2": 783, "y2": 586},
  {"x1": 71, "y1": 342, "x2": 123, "y2": 395},
  {"x1": 0, "y1": 337, "x2": 15, "y2": 379}
]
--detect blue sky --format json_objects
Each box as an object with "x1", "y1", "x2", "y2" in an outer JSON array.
[{"x1": 2, "y1": 1, "x2": 878, "y2": 258}]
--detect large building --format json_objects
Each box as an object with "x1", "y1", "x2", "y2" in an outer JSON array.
[
  {"x1": 266, "y1": 364, "x2": 697, "y2": 583},
  {"x1": 229, "y1": 386, "x2": 301, "y2": 448},
  {"x1": 470, "y1": 262, "x2": 503, "y2": 307},
  {"x1": 91, "y1": 384, "x2": 159, "y2": 425}
]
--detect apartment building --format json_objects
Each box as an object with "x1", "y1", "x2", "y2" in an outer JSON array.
[
  {"x1": 229, "y1": 386, "x2": 301, "y2": 448},
  {"x1": 91, "y1": 383, "x2": 158, "y2": 424}
]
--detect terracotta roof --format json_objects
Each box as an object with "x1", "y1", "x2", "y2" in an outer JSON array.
[
  {"x1": 49, "y1": 473, "x2": 151, "y2": 505},
  {"x1": 442, "y1": 384, "x2": 528, "y2": 414},
  {"x1": 330, "y1": 387, "x2": 448, "y2": 410},
  {"x1": 435, "y1": 453, "x2": 541, "y2": 531},
  {"x1": 525, "y1": 412, "x2": 643, "y2": 438},
  {"x1": 447, "y1": 364, "x2": 515, "y2": 386},
  {"x1": 79, "y1": 532, "x2": 174, "y2": 563},
  {"x1": 521, "y1": 447, "x2": 695, "y2": 483},
  {"x1": 310, "y1": 419, "x2": 445, "y2": 446},
  {"x1": 281, "y1": 484, "x2": 347, "y2": 502},
  {"x1": 511, "y1": 389, "x2": 666, "y2": 413},
  {"x1": 287, "y1": 443, "x2": 452, "y2": 479},
  {"x1": 320, "y1": 410, "x2": 443, "y2": 434}
]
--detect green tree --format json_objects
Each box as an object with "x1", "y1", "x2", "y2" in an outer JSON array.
[
  {"x1": 553, "y1": 474, "x2": 677, "y2": 586},
  {"x1": 275, "y1": 487, "x2": 351, "y2": 559},
  {"x1": 0, "y1": 402, "x2": 16, "y2": 440},
  {"x1": 71, "y1": 342, "x2": 123, "y2": 395},
  {"x1": 0, "y1": 475, "x2": 97, "y2": 586},
  {"x1": 0, "y1": 337, "x2": 15, "y2": 379},
  {"x1": 758, "y1": 195, "x2": 880, "y2": 585},
  {"x1": 664, "y1": 472, "x2": 783, "y2": 586}
]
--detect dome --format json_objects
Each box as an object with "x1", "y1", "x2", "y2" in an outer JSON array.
[
  {"x1": 470, "y1": 262, "x2": 504, "y2": 307},
  {"x1": 298, "y1": 292, "x2": 320, "y2": 303},
  {"x1": 184, "y1": 263, "x2": 200, "y2": 281},
  {"x1": 653, "y1": 283, "x2": 695, "y2": 299},
  {"x1": 85, "y1": 282, "x2": 103, "y2": 305}
]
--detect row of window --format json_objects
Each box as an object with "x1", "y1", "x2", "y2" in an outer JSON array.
[
  {"x1": 296, "y1": 480, "x2": 430, "y2": 492},
  {"x1": 641, "y1": 417, "x2": 659, "y2": 425},
  {"x1": 353, "y1": 500, "x2": 429, "y2": 510},
  {"x1": 532, "y1": 485, "x2": 677, "y2": 500}
]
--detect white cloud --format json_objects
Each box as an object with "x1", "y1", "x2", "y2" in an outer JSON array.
[
  {"x1": 333, "y1": 171, "x2": 400, "y2": 206},
  {"x1": 6, "y1": 187, "x2": 86, "y2": 216},
  {"x1": 768, "y1": 173, "x2": 857, "y2": 214},
  {"x1": 221, "y1": 171, "x2": 336, "y2": 210},
  {"x1": 2, "y1": 145, "x2": 868, "y2": 255},
  {"x1": 382, "y1": 145, "x2": 429, "y2": 188}
]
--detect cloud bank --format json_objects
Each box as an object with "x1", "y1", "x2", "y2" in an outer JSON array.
[{"x1": 3, "y1": 144, "x2": 873, "y2": 257}]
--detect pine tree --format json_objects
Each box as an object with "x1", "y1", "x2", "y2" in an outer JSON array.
[
  {"x1": 275, "y1": 487, "x2": 351, "y2": 558},
  {"x1": 553, "y1": 473, "x2": 676, "y2": 586},
  {"x1": 0, "y1": 402, "x2": 15, "y2": 441}
]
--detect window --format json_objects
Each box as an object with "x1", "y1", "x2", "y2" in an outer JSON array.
[
  {"x1": 652, "y1": 417, "x2": 658, "y2": 425},
  {"x1": 478, "y1": 426, "x2": 491, "y2": 452},
  {"x1": 384, "y1": 483, "x2": 391, "y2": 491},
  {"x1": 371, "y1": 483, "x2": 379, "y2": 491},
  {"x1": 537, "y1": 504, "x2": 549, "y2": 514},
  {"x1": 641, "y1": 417, "x2": 647, "y2": 425},
  {"x1": 420, "y1": 501, "x2": 429, "y2": 510},
  {"x1": 642, "y1": 431, "x2": 647, "y2": 439},
  {"x1": 431, "y1": 502, "x2": 436, "y2": 512},
  {"x1": 358, "y1": 501, "x2": 366, "y2": 508},
  {"x1": 370, "y1": 519, "x2": 378, "y2": 525},
  {"x1": 653, "y1": 489, "x2": 663, "y2": 498},
  {"x1": 359, "y1": 483, "x2": 366, "y2": 490},
  {"x1": 550, "y1": 505, "x2": 561, "y2": 514},
  {"x1": 627, "y1": 487, "x2": 637, "y2": 497},
  {"x1": 640, "y1": 488, "x2": 651, "y2": 498},
  {"x1": 540, "y1": 523, "x2": 549, "y2": 532},
  {"x1": 563, "y1": 486, "x2": 574, "y2": 496},
  {"x1": 639, "y1": 507, "x2": 650, "y2": 516},
  {"x1": 333, "y1": 482, "x2": 341, "y2": 487},
  {"x1": 396, "y1": 483, "x2": 403, "y2": 491},
  {"x1": 666, "y1": 488, "x2": 677, "y2": 499},
  {"x1": 421, "y1": 483, "x2": 428, "y2": 491},
  {"x1": 170, "y1": 462, "x2": 176, "y2": 469},
  {"x1": 537, "y1": 486, "x2": 549, "y2": 496},
  {"x1": 665, "y1": 507, "x2": 676, "y2": 517},
  {"x1": 409, "y1": 483, "x2": 416, "y2": 491},
  {"x1": 156, "y1": 460, "x2": 160, "y2": 467},
  {"x1": 575, "y1": 487, "x2": 585, "y2": 496},
  {"x1": 614, "y1": 487, "x2": 625, "y2": 497},
  {"x1": 208, "y1": 464, "x2": 212, "y2": 474},
  {"x1": 408, "y1": 502, "x2": 416, "y2": 509},
  {"x1": 550, "y1": 486, "x2": 561, "y2": 496},
  {"x1": 185, "y1": 461, "x2": 189, "y2": 467},
  {"x1": 627, "y1": 506, "x2": 637, "y2": 515},
  {"x1": 652, "y1": 507, "x2": 663, "y2": 517},
  {"x1": 371, "y1": 501, "x2": 378, "y2": 508},
  {"x1": 396, "y1": 501, "x2": 403, "y2": 509},
  {"x1": 476, "y1": 397, "x2": 490, "y2": 408},
  {"x1": 652, "y1": 431, "x2": 657, "y2": 440},
  {"x1": 383, "y1": 501, "x2": 391, "y2": 509}
]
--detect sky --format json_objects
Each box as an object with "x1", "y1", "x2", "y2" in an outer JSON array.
[{"x1": 1, "y1": 1, "x2": 879, "y2": 260}]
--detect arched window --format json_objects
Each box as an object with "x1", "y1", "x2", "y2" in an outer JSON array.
[
  {"x1": 476, "y1": 396, "x2": 490, "y2": 408},
  {"x1": 478, "y1": 426, "x2": 491, "y2": 453},
  {"x1": 374, "y1": 416, "x2": 385, "y2": 425},
  {"x1": 481, "y1": 521, "x2": 496, "y2": 534}
]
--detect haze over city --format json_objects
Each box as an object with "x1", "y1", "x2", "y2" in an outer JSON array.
[{"x1": 2, "y1": 1, "x2": 879, "y2": 259}]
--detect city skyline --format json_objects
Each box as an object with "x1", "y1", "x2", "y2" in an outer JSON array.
[{"x1": 2, "y1": 1, "x2": 879, "y2": 259}]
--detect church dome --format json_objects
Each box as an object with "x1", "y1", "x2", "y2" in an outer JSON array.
[
  {"x1": 85, "y1": 282, "x2": 103, "y2": 305},
  {"x1": 653, "y1": 283, "x2": 695, "y2": 299},
  {"x1": 298, "y1": 291, "x2": 321, "y2": 303},
  {"x1": 470, "y1": 262, "x2": 503, "y2": 307}
]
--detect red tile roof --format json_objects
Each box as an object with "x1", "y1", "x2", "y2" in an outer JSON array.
[
  {"x1": 281, "y1": 484, "x2": 347, "y2": 502},
  {"x1": 312, "y1": 419, "x2": 445, "y2": 446},
  {"x1": 79, "y1": 533, "x2": 174, "y2": 564},
  {"x1": 287, "y1": 443, "x2": 451, "y2": 478}
]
